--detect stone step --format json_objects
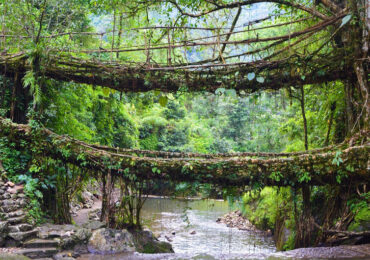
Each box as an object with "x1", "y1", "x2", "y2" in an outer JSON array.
[
  {"x1": 7, "y1": 215, "x2": 27, "y2": 225},
  {"x1": 7, "y1": 210, "x2": 25, "y2": 218},
  {"x1": 23, "y1": 238, "x2": 59, "y2": 248},
  {"x1": 19, "y1": 247, "x2": 58, "y2": 259},
  {"x1": 0, "y1": 221, "x2": 8, "y2": 233},
  {"x1": 8, "y1": 223, "x2": 34, "y2": 232},
  {"x1": 8, "y1": 229, "x2": 38, "y2": 241},
  {"x1": 1, "y1": 204, "x2": 21, "y2": 213}
]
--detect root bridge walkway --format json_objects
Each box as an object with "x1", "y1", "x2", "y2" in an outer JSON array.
[{"x1": 1, "y1": 117, "x2": 369, "y2": 188}]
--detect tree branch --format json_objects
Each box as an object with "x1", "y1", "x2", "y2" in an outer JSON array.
[{"x1": 166, "y1": 0, "x2": 329, "y2": 20}]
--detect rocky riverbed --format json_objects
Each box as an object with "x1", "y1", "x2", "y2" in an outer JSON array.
[{"x1": 216, "y1": 210, "x2": 272, "y2": 235}]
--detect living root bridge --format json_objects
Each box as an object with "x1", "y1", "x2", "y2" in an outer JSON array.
[
  {"x1": 1, "y1": 117, "x2": 369, "y2": 187},
  {"x1": 0, "y1": 50, "x2": 358, "y2": 94}
]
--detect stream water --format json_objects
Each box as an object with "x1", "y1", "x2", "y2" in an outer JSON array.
[
  {"x1": 78, "y1": 197, "x2": 369, "y2": 259},
  {"x1": 141, "y1": 197, "x2": 275, "y2": 256}
]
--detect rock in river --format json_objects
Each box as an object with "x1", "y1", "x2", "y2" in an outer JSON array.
[
  {"x1": 87, "y1": 228, "x2": 135, "y2": 254},
  {"x1": 131, "y1": 229, "x2": 174, "y2": 254}
]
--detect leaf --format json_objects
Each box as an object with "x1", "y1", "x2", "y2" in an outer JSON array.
[
  {"x1": 215, "y1": 87, "x2": 225, "y2": 95},
  {"x1": 340, "y1": 14, "x2": 352, "y2": 28},
  {"x1": 226, "y1": 89, "x2": 236, "y2": 97},
  {"x1": 102, "y1": 87, "x2": 110, "y2": 96},
  {"x1": 167, "y1": 93, "x2": 175, "y2": 100},
  {"x1": 301, "y1": 75, "x2": 306, "y2": 81},
  {"x1": 256, "y1": 76, "x2": 265, "y2": 83},
  {"x1": 159, "y1": 95, "x2": 168, "y2": 107},
  {"x1": 35, "y1": 190, "x2": 43, "y2": 199},
  {"x1": 317, "y1": 70, "x2": 325, "y2": 77},
  {"x1": 247, "y1": 72, "x2": 255, "y2": 81}
]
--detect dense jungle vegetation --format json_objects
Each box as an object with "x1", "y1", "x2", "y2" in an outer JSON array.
[{"x1": 0, "y1": 0, "x2": 368, "y2": 251}]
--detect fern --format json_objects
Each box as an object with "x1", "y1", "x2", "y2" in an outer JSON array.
[{"x1": 23, "y1": 70, "x2": 42, "y2": 105}]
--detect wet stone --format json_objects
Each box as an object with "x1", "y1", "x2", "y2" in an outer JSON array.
[
  {"x1": 7, "y1": 210, "x2": 24, "y2": 218},
  {"x1": 18, "y1": 199, "x2": 27, "y2": 207},
  {"x1": 2, "y1": 204, "x2": 18, "y2": 213},
  {"x1": 2, "y1": 199, "x2": 14, "y2": 206},
  {"x1": 0, "y1": 221, "x2": 8, "y2": 233},
  {"x1": 8, "y1": 229, "x2": 38, "y2": 241},
  {"x1": 7, "y1": 188, "x2": 17, "y2": 194},
  {"x1": 8, "y1": 224, "x2": 33, "y2": 233},
  {"x1": 6, "y1": 182, "x2": 15, "y2": 187},
  {"x1": 87, "y1": 228, "x2": 135, "y2": 254},
  {"x1": 17, "y1": 194, "x2": 25, "y2": 199}
]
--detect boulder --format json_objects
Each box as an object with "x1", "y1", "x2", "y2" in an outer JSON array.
[
  {"x1": 0, "y1": 253, "x2": 30, "y2": 260},
  {"x1": 74, "y1": 228, "x2": 91, "y2": 244},
  {"x1": 87, "y1": 228, "x2": 135, "y2": 254},
  {"x1": 132, "y1": 229, "x2": 174, "y2": 254},
  {"x1": 48, "y1": 226, "x2": 91, "y2": 250},
  {"x1": 53, "y1": 251, "x2": 78, "y2": 260},
  {"x1": 88, "y1": 209, "x2": 101, "y2": 221},
  {"x1": 81, "y1": 191, "x2": 94, "y2": 209},
  {"x1": 82, "y1": 221, "x2": 106, "y2": 231}
]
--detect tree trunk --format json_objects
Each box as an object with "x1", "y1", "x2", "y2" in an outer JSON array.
[
  {"x1": 101, "y1": 170, "x2": 115, "y2": 226},
  {"x1": 299, "y1": 85, "x2": 308, "y2": 150},
  {"x1": 325, "y1": 102, "x2": 336, "y2": 146},
  {"x1": 9, "y1": 72, "x2": 18, "y2": 122},
  {"x1": 344, "y1": 81, "x2": 356, "y2": 135},
  {"x1": 295, "y1": 85, "x2": 314, "y2": 248},
  {"x1": 354, "y1": 61, "x2": 369, "y2": 130},
  {"x1": 116, "y1": 13, "x2": 123, "y2": 59}
]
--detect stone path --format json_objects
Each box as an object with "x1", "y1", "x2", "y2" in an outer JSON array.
[{"x1": 73, "y1": 198, "x2": 101, "y2": 226}]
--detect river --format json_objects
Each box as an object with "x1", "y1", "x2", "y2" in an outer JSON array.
[
  {"x1": 141, "y1": 197, "x2": 275, "y2": 256},
  {"x1": 78, "y1": 197, "x2": 369, "y2": 260}
]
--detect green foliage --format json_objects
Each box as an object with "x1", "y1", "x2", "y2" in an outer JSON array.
[
  {"x1": 348, "y1": 192, "x2": 370, "y2": 232},
  {"x1": 332, "y1": 151, "x2": 343, "y2": 166},
  {"x1": 282, "y1": 231, "x2": 296, "y2": 251},
  {"x1": 17, "y1": 174, "x2": 45, "y2": 223},
  {"x1": 0, "y1": 137, "x2": 31, "y2": 180},
  {"x1": 23, "y1": 71, "x2": 42, "y2": 105},
  {"x1": 269, "y1": 171, "x2": 283, "y2": 182},
  {"x1": 241, "y1": 187, "x2": 279, "y2": 230},
  {"x1": 140, "y1": 134, "x2": 159, "y2": 150},
  {"x1": 297, "y1": 171, "x2": 311, "y2": 183}
]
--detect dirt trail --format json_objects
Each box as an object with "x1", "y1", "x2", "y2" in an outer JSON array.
[{"x1": 73, "y1": 198, "x2": 101, "y2": 225}]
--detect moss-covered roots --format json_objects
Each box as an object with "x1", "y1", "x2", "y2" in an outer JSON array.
[
  {"x1": 0, "y1": 48, "x2": 357, "y2": 94},
  {"x1": 1, "y1": 117, "x2": 369, "y2": 188}
]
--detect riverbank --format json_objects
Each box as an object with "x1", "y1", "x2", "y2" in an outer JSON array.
[
  {"x1": 216, "y1": 210, "x2": 272, "y2": 235},
  {"x1": 2, "y1": 243, "x2": 370, "y2": 259}
]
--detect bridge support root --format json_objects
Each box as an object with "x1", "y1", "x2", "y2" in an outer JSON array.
[
  {"x1": 295, "y1": 186, "x2": 316, "y2": 248},
  {"x1": 101, "y1": 170, "x2": 115, "y2": 226}
]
